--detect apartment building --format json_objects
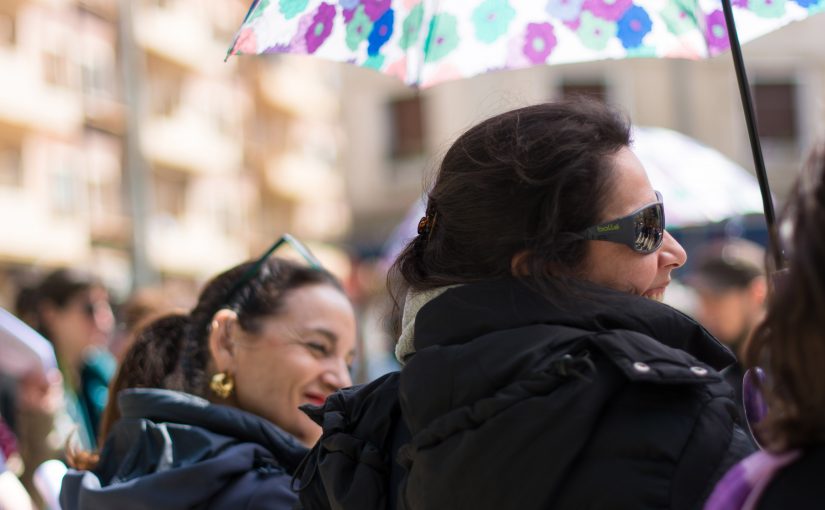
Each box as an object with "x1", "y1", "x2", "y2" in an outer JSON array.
[{"x1": 0, "y1": 0, "x2": 350, "y2": 305}]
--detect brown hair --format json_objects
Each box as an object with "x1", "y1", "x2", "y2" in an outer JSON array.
[
  {"x1": 746, "y1": 142, "x2": 825, "y2": 451},
  {"x1": 389, "y1": 100, "x2": 631, "y2": 316}
]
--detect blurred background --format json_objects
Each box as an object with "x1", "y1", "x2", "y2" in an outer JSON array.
[{"x1": 0, "y1": 0, "x2": 824, "y2": 380}]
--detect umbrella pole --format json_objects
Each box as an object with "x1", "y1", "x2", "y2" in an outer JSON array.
[{"x1": 720, "y1": 0, "x2": 783, "y2": 269}]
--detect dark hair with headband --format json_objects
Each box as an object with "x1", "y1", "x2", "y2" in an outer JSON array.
[
  {"x1": 391, "y1": 99, "x2": 631, "y2": 301},
  {"x1": 746, "y1": 142, "x2": 825, "y2": 451}
]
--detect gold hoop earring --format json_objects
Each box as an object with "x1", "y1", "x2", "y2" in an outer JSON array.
[{"x1": 210, "y1": 372, "x2": 234, "y2": 399}]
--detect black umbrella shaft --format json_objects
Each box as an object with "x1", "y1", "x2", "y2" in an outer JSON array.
[{"x1": 720, "y1": 0, "x2": 783, "y2": 269}]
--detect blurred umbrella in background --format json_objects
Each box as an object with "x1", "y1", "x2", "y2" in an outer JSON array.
[{"x1": 380, "y1": 126, "x2": 766, "y2": 267}]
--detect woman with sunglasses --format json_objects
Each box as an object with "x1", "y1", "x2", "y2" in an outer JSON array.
[
  {"x1": 294, "y1": 100, "x2": 754, "y2": 510},
  {"x1": 705, "y1": 145, "x2": 825, "y2": 510},
  {"x1": 60, "y1": 254, "x2": 356, "y2": 509}
]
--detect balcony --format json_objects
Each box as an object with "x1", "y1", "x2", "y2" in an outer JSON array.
[
  {"x1": 141, "y1": 110, "x2": 242, "y2": 175},
  {"x1": 133, "y1": 2, "x2": 230, "y2": 74},
  {"x1": 0, "y1": 190, "x2": 89, "y2": 265},
  {"x1": 258, "y1": 59, "x2": 340, "y2": 119},
  {"x1": 147, "y1": 216, "x2": 246, "y2": 277},
  {"x1": 265, "y1": 152, "x2": 344, "y2": 201},
  {"x1": 0, "y1": 48, "x2": 82, "y2": 136}
]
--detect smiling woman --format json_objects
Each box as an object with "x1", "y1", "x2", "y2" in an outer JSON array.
[{"x1": 59, "y1": 252, "x2": 356, "y2": 510}]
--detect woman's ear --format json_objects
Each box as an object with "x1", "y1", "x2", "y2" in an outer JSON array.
[{"x1": 208, "y1": 309, "x2": 239, "y2": 373}]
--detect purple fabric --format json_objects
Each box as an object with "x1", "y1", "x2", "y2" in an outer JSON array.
[{"x1": 705, "y1": 450, "x2": 800, "y2": 510}]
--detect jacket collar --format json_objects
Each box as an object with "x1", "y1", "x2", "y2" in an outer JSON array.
[
  {"x1": 413, "y1": 277, "x2": 734, "y2": 371},
  {"x1": 117, "y1": 388, "x2": 307, "y2": 470}
]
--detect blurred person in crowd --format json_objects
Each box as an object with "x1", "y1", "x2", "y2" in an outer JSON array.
[
  {"x1": 688, "y1": 238, "x2": 766, "y2": 426},
  {"x1": 31, "y1": 269, "x2": 115, "y2": 450},
  {"x1": 294, "y1": 100, "x2": 753, "y2": 510},
  {"x1": 705, "y1": 143, "x2": 825, "y2": 509},
  {"x1": 60, "y1": 253, "x2": 357, "y2": 509}
]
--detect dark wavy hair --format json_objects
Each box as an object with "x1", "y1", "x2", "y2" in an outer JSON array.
[
  {"x1": 746, "y1": 142, "x2": 825, "y2": 451},
  {"x1": 390, "y1": 100, "x2": 631, "y2": 310},
  {"x1": 33, "y1": 268, "x2": 104, "y2": 342}
]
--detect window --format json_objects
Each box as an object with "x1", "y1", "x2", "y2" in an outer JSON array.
[
  {"x1": 148, "y1": 75, "x2": 182, "y2": 117},
  {"x1": 153, "y1": 168, "x2": 188, "y2": 219},
  {"x1": 389, "y1": 95, "x2": 425, "y2": 159},
  {"x1": 560, "y1": 81, "x2": 607, "y2": 102},
  {"x1": 50, "y1": 164, "x2": 81, "y2": 216},
  {"x1": 0, "y1": 13, "x2": 15, "y2": 47},
  {"x1": 42, "y1": 50, "x2": 73, "y2": 88},
  {"x1": 0, "y1": 145, "x2": 22, "y2": 188},
  {"x1": 753, "y1": 82, "x2": 797, "y2": 141}
]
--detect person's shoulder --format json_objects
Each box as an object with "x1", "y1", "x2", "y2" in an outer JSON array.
[
  {"x1": 757, "y1": 445, "x2": 825, "y2": 509},
  {"x1": 210, "y1": 464, "x2": 298, "y2": 510}
]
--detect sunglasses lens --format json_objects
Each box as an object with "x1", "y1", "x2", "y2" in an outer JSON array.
[{"x1": 633, "y1": 203, "x2": 664, "y2": 253}]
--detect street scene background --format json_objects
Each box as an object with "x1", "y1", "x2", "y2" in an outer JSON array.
[{"x1": 0, "y1": 0, "x2": 824, "y2": 380}]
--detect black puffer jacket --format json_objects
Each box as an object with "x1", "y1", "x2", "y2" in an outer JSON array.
[
  {"x1": 60, "y1": 388, "x2": 307, "y2": 510},
  {"x1": 296, "y1": 278, "x2": 755, "y2": 510}
]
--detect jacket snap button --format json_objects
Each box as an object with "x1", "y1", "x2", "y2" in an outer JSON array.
[
  {"x1": 691, "y1": 366, "x2": 708, "y2": 376},
  {"x1": 632, "y1": 361, "x2": 650, "y2": 373}
]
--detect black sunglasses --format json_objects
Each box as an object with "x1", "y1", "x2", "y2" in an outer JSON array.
[
  {"x1": 221, "y1": 234, "x2": 323, "y2": 308},
  {"x1": 578, "y1": 191, "x2": 665, "y2": 254}
]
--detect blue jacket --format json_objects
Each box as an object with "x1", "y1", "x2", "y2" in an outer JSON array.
[{"x1": 60, "y1": 388, "x2": 307, "y2": 510}]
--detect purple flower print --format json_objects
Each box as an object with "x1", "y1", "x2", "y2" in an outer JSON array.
[
  {"x1": 368, "y1": 9, "x2": 394, "y2": 55},
  {"x1": 582, "y1": 0, "x2": 632, "y2": 21},
  {"x1": 363, "y1": 0, "x2": 391, "y2": 21},
  {"x1": 522, "y1": 23, "x2": 556, "y2": 64},
  {"x1": 305, "y1": 3, "x2": 336, "y2": 53},
  {"x1": 704, "y1": 9, "x2": 729, "y2": 53}
]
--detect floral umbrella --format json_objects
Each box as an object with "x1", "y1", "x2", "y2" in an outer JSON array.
[{"x1": 228, "y1": 0, "x2": 822, "y2": 88}]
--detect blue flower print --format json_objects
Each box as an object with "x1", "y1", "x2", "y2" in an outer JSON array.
[
  {"x1": 617, "y1": 5, "x2": 651, "y2": 48},
  {"x1": 368, "y1": 9, "x2": 394, "y2": 56}
]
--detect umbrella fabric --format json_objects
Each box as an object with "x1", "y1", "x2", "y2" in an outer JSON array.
[
  {"x1": 380, "y1": 125, "x2": 764, "y2": 266},
  {"x1": 228, "y1": 0, "x2": 824, "y2": 87}
]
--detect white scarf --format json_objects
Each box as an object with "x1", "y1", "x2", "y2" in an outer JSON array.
[{"x1": 395, "y1": 285, "x2": 460, "y2": 365}]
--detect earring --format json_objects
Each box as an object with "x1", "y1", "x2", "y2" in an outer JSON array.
[{"x1": 210, "y1": 371, "x2": 234, "y2": 399}]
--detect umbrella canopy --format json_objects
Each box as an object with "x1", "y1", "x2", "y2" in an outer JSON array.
[
  {"x1": 380, "y1": 125, "x2": 765, "y2": 266},
  {"x1": 228, "y1": 0, "x2": 822, "y2": 88}
]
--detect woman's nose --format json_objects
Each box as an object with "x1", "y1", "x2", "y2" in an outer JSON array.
[
  {"x1": 660, "y1": 230, "x2": 687, "y2": 269},
  {"x1": 321, "y1": 359, "x2": 352, "y2": 391}
]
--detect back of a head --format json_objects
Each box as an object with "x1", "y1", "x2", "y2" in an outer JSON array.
[
  {"x1": 393, "y1": 99, "x2": 631, "y2": 294},
  {"x1": 689, "y1": 238, "x2": 766, "y2": 294},
  {"x1": 747, "y1": 142, "x2": 825, "y2": 450}
]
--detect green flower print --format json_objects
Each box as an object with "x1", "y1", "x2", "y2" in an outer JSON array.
[
  {"x1": 577, "y1": 11, "x2": 617, "y2": 50},
  {"x1": 400, "y1": 3, "x2": 425, "y2": 50},
  {"x1": 472, "y1": 0, "x2": 516, "y2": 44},
  {"x1": 346, "y1": 5, "x2": 374, "y2": 50},
  {"x1": 364, "y1": 53, "x2": 386, "y2": 69},
  {"x1": 248, "y1": 0, "x2": 271, "y2": 21},
  {"x1": 280, "y1": 0, "x2": 309, "y2": 20},
  {"x1": 424, "y1": 13, "x2": 460, "y2": 63},
  {"x1": 660, "y1": 0, "x2": 697, "y2": 36},
  {"x1": 750, "y1": 0, "x2": 786, "y2": 17}
]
